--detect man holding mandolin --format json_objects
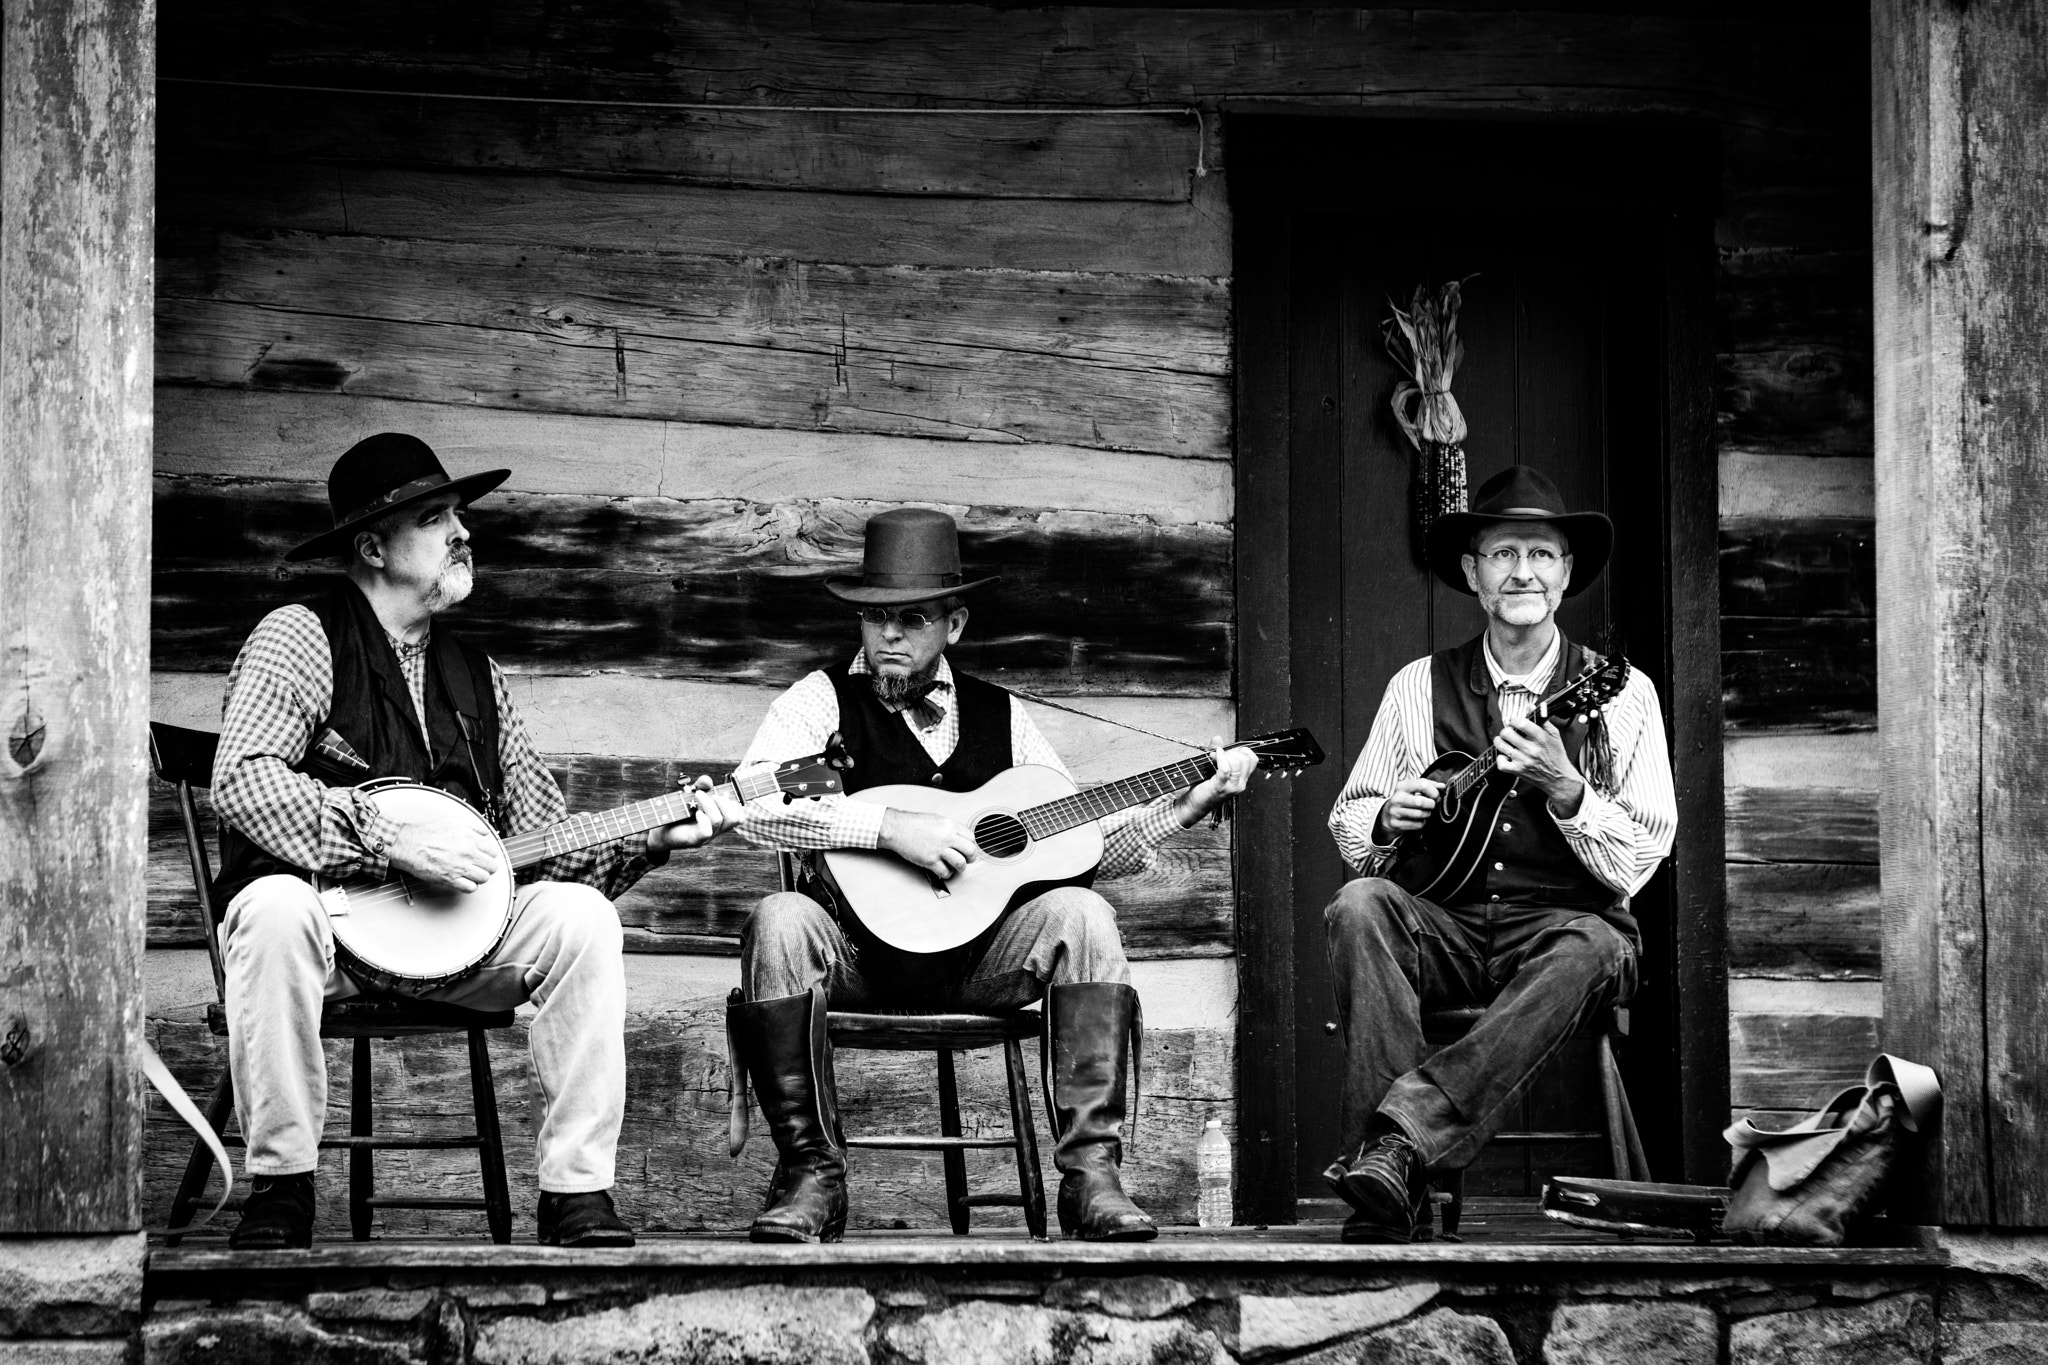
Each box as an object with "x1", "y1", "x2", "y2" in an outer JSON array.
[
  {"x1": 1321, "y1": 466, "x2": 1677, "y2": 1243},
  {"x1": 726, "y1": 507, "x2": 1260, "y2": 1243},
  {"x1": 209, "y1": 434, "x2": 747, "y2": 1251}
]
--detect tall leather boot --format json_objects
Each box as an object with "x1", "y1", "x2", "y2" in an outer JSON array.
[
  {"x1": 728, "y1": 985, "x2": 848, "y2": 1243},
  {"x1": 1045, "y1": 981, "x2": 1157, "y2": 1241}
]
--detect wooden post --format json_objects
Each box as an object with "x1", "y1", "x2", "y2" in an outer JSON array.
[
  {"x1": 0, "y1": 0, "x2": 155, "y2": 1233},
  {"x1": 1875, "y1": 0, "x2": 2048, "y2": 1227}
]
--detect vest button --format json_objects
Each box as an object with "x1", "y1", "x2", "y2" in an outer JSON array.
[
  {"x1": 930, "y1": 773, "x2": 946, "y2": 786},
  {"x1": 1501, "y1": 822, "x2": 1513, "y2": 833},
  {"x1": 1490, "y1": 894, "x2": 1501, "y2": 902},
  {"x1": 1493, "y1": 861, "x2": 1504, "y2": 871}
]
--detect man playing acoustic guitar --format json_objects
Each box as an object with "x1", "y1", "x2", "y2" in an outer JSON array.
[
  {"x1": 727, "y1": 507, "x2": 1256, "y2": 1243},
  {"x1": 210, "y1": 434, "x2": 745, "y2": 1250},
  {"x1": 1322, "y1": 465, "x2": 1677, "y2": 1243}
]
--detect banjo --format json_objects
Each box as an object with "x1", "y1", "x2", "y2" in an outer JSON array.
[{"x1": 319, "y1": 751, "x2": 842, "y2": 995}]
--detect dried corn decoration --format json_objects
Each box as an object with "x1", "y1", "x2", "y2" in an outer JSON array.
[{"x1": 1384, "y1": 279, "x2": 1472, "y2": 567}]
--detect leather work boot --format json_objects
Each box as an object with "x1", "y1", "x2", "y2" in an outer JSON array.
[
  {"x1": 229, "y1": 1172, "x2": 316, "y2": 1250},
  {"x1": 1044, "y1": 981, "x2": 1157, "y2": 1241},
  {"x1": 728, "y1": 985, "x2": 848, "y2": 1243},
  {"x1": 1323, "y1": 1127, "x2": 1431, "y2": 1243},
  {"x1": 537, "y1": 1189, "x2": 635, "y2": 1248}
]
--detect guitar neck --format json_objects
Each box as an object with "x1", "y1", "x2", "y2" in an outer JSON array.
[
  {"x1": 498, "y1": 768, "x2": 774, "y2": 869},
  {"x1": 1020, "y1": 753, "x2": 1218, "y2": 840}
]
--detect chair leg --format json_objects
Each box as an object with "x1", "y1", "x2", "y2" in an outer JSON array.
[
  {"x1": 1597, "y1": 1031, "x2": 1635, "y2": 1181},
  {"x1": 165, "y1": 1067, "x2": 238, "y2": 1246},
  {"x1": 467, "y1": 1029, "x2": 514, "y2": 1245},
  {"x1": 1440, "y1": 1167, "x2": 1465, "y2": 1237},
  {"x1": 1002, "y1": 1035, "x2": 1048, "y2": 1241},
  {"x1": 350, "y1": 1037, "x2": 374, "y2": 1241},
  {"x1": 936, "y1": 1050, "x2": 971, "y2": 1235}
]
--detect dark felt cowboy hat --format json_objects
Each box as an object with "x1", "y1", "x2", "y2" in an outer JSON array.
[
  {"x1": 1426, "y1": 465, "x2": 1614, "y2": 598},
  {"x1": 285, "y1": 433, "x2": 510, "y2": 563},
  {"x1": 824, "y1": 507, "x2": 1001, "y2": 607}
]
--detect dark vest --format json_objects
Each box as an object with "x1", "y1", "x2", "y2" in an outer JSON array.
[
  {"x1": 213, "y1": 582, "x2": 503, "y2": 911},
  {"x1": 1428, "y1": 633, "x2": 1625, "y2": 918},
  {"x1": 810, "y1": 662, "x2": 1014, "y2": 994}
]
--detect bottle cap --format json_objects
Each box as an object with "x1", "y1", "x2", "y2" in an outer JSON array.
[{"x1": 1205, "y1": 1118, "x2": 1222, "y2": 1128}]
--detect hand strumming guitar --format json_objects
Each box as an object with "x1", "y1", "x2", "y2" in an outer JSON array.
[
  {"x1": 881, "y1": 808, "x2": 980, "y2": 881},
  {"x1": 386, "y1": 813, "x2": 501, "y2": 894}
]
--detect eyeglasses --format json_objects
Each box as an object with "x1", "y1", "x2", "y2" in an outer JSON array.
[
  {"x1": 1475, "y1": 546, "x2": 1564, "y2": 569},
  {"x1": 856, "y1": 606, "x2": 945, "y2": 630}
]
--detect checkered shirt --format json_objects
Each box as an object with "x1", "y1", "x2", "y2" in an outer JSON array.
[
  {"x1": 212, "y1": 604, "x2": 658, "y2": 899},
  {"x1": 737, "y1": 651, "x2": 1186, "y2": 879}
]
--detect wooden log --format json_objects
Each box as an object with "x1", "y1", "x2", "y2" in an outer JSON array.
[
  {"x1": 1721, "y1": 616, "x2": 1875, "y2": 730},
  {"x1": 1717, "y1": 187, "x2": 1873, "y2": 256},
  {"x1": 1727, "y1": 1009, "x2": 1880, "y2": 1112},
  {"x1": 142, "y1": 1007, "x2": 1234, "y2": 1235},
  {"x1": 1720, "y1": 519, "x2": 1875, "y2": 620},
  {"x1": 155, "y1": 156, "x2": 1236, "y2": 276},
  {"x1": 1718, "y1": 249, "x2": 1874, "y2": 351},
  {"x1": 1719, "y1": 453, "x2": 1873, "y2": 521},
  {"x1": 151, "y1": 481, "x2": 1235, "y2": 694},
  {"x1": 1726, "y1": 785, "x2": 1878, "y2": 866},
  {"x1": 158, "y1": 82, "x2": 1200, "y2": 202},
  {"x1": 1724, "y1": 731, "x2": 1879, "y2": 793},
  {"x1": 1727, "y1": 862, "x2": 1881, "y2": 978},
  {"x1": 1717, "y1": 345, "x2": 1873, "y2": 460},
  {"x1": 0, "y1": 0, "x2": 155, "y2": 1235},
  {"x1": 146, "y1": 753, "x2": 1239, "y2": 959}
]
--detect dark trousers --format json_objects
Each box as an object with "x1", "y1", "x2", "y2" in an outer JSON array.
[{"x1": 1323, "y1": 877, "x2": 1637, "y2": 1173}]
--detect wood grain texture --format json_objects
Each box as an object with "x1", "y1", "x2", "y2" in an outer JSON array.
[
  {"x1": 1720, "y1": 519, "x2": 1875, "y2": 620},
  {"x1": 156, "y1": 230, "x2": 1231, "y2": 457},
  {"x1": 152, "y1": 481, "x2": 1234, "y2": 694},
  {"x1": 1716, "y1": 346, "x2": 1873, "y2": 460},
  {"x1": 1722, "y1": 617, "x2": 1876, "y2": 730},
  {"x1": 1727, "y1": 1009, "x2": 1880, "y2": 1111},
  {"x1": 1726, "y1": 785, "x2": 1878, "y2": 866},
  {"x1": 152, "y1": 389, "x2": 1236, "y2": 523},
  {"x1": 141, "y1": 1008, "x2": 1234, "y2": 1236},
  {"x1": 1719, "y1": 453, "x2": 1873, "y2": 521},
  {"x1": 1727, "y1": 862, "x2": 1880, "y2": 978},
  {"x1": 0, "y1": 0, "x2": 155, "y2": 1234},
  {"x1": 146, "y1": 754, "x2": 1237, "y2": 959},
  {"x1": 156, "y1": 156, "x2": 1236, "y2": 276},
  {"x1": 159, "y1": 82, "x2": 1201, "y2": 201}
]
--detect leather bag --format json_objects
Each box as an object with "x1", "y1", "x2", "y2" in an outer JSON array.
[{"x1": 1721, "y1": 1054, "x2": 1941, "y2": 1246}]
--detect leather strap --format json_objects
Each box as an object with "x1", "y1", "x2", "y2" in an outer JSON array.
[{"x1": 140, "y1": 1038, "x2": 234, "y2": 1231}]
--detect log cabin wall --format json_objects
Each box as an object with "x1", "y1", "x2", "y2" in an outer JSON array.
[{"x1": 144, "y1": 1, "x2": 1870, "y2": 1231}]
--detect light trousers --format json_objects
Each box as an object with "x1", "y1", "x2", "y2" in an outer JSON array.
[
  {"x1": 222, "y1": 873, "x2": 626, "y2": 1192},
  {"x1": 741, "y1": 884, "x2": 1132, "y2": 1007}
]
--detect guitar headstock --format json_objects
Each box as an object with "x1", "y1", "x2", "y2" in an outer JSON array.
[
  {"x1": 1230, "y1": 728, "x2": 1326, "y2": 780},
  {"x1": 719, "y1": 750, "x2": 846, "y2": 805},
  {"x1": 1540, "y1": 655, "x2": 1630, "y2": 724}
]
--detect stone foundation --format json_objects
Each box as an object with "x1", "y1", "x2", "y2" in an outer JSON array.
[{"x1": 119, "y1": 1236, "x2": 2048, "y2": 1365}]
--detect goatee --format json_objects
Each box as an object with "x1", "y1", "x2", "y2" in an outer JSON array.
[
  {"x1": 426, "y1": 557, "x2": 474, "y2": 612},
  {"x1": 871, "y1": 659, "x2": 941, "y2": 707}
]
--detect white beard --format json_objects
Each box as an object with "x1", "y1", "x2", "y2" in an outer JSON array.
[{"x1": 425, "y1": 557, "x2": 474, "y2": 612}]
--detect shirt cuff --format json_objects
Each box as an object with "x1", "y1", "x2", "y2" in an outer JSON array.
[
  {"x1": 1549, "y1": 784, "x2": 1605, "y2": 834},
  {"x1": 828, "y1": 799, "x2": 886, "y2": 850},
  {"x1": 348, "y1": 789, "x2": 401, "y2": 878}
]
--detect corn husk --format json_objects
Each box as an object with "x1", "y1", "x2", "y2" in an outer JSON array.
[{"x1": 1383, "y1": 279, "x2": 1474, "y2": 564}]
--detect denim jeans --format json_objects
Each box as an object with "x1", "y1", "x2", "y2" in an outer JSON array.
[{"x1": 1323, "y1": 876, "x2": 1637, "y2": 1173}]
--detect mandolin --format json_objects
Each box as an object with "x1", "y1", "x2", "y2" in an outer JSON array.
[
  {"x1": 1388, "y1": 654, "x2": 1631, "y2": 904},
  {"x1": 816, "y1": 729, "x2": 1325, "y2": 955},
  {"x1": 317, "y1": 750, "x2": 843, "y2": 995}
]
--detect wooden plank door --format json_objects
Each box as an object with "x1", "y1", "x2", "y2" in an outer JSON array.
[{"x1": 1231, "y1": 116, "x2": 1724, "y2": 1218}]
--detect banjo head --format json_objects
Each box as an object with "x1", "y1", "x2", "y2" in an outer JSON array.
[{"x1": 322, "y1": 783, "x2": 516, "y2": 993}]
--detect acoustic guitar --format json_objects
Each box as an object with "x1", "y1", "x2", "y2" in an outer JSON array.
[
  {"x1": 317, "y1": 751, "x2": 843, "y2": 995},
  {"x1": 1388, "y1": 654, "x2": 1631, "y2": 903},
  {"x1": 816, "y1": 729, "x2": 1325, "y2": 955}
]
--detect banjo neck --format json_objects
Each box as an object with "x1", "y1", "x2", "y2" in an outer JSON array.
[{"x1": 495, "y1": 767, "x2": 782, "y2": 870}]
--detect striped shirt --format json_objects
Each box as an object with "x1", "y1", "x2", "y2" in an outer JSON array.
[
  {"x1": 213, "y1": 603, "x2": 658, "y2": 900},
  {"x1": 737, "y1": 651, "x2": 1184, "y2": 879},
  {"x1": 1328, "y1": 634, "x2": 1677, "y2": 900}
]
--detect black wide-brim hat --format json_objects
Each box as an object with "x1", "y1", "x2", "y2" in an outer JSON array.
[
  {"x1": 1426, "y1": 465, "x2": 1614, "y2": 598},
  {"x1": 285, "y1": 433, "x2": 510, "y2": 563},
  {"x1": 824, "y1": 506, "x2": 1001, "y2": 607}
]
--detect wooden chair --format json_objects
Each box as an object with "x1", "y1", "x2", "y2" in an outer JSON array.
[
  {"x1": 1426, "y1": 1004, "x2": 1649, "y2": 1236},
  {"x1": 150, "y1": 722, "x2": 516, "y2": 1245},
  {"x1": 775, "y1": 854, "x2": 1049, "y2": 1239}
]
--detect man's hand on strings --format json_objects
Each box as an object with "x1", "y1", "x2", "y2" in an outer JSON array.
[
  {"x1": 649, "y1": 774, "x2": 748, "y2": 853},
  {"x1": 1495, "y1": 715, "x2": 1586, "y2": 817},
  {"x1": 881, "y1": 809, "x2": 980, "y2": 881},
  {"x1": 1374, "y1": 776, "x2": 1444, "y2": 839},
  {"x1": 1177, "y1": 739, "x2": 1258, "y2": 827},
  {"x1": 386, "y1": 813, "x2": 501, "y2": 893}
]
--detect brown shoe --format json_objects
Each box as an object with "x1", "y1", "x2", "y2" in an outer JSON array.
[
  {"x1": 1324, "y1": 1130, "x2": 1428, "y2": 1243},
  {"x1": 229, "y1": 1173, "x2": 316, "y2": 1250},
  {"x1": 537, "y1": 1189, "x2": 635, "y2": 1247}
]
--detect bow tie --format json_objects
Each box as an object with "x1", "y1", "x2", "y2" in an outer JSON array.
[{"x1": 888, "y1": 679, "x2": 949, "y2": 732}]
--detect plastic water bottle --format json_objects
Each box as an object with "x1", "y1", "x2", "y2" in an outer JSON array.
[{"x1": 1196, "y1": 1118, "x2": 1232, "y2": 1227}]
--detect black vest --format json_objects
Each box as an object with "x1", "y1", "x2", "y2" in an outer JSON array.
[
  {"x1": 213, "y1": 582, "x2": 503, "y2": 911},
  {"x1": 1428, "y1": 633, "x2": 1626, "y2": 919},
  {"x1": 812, "y1": 662, "x2": 1014, "y2": 993}
]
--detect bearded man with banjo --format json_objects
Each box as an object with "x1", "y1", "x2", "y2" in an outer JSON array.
[
  {"x1": 209, "y1": 433, "x2": 747, "y2": 1250},
  {"x1": 1319, "y1": 465, "x2": 1678, "y2": 1243},
  {"x1": 725, "y1": 508, "x2": 1267, "y2": 1243}
]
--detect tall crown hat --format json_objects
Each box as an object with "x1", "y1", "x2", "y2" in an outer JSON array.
[{"x1": 824, "y1": 507, "x2": 1001, "y2": 607}]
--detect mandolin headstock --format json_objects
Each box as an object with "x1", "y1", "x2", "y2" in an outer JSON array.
[{"x1": 1539, "y1": 655, "x2": 1630, "y2": 725}]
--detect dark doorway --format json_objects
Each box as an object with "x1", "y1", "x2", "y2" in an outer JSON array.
[{"x1": 1230, "y1": 116, "x2": 1726, "y2": 1220}]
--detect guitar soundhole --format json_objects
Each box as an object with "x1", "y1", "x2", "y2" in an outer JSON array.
[{"x1": 974, "y1": 812, "x2": 1031, "y2": 860}]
